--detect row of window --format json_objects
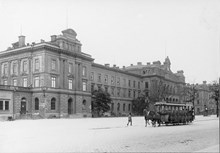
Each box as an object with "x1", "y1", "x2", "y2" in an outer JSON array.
[
  {"x1": 34, "y1": 97, "x2": 86, "y2": 111},
  {"x1": 34, "y1": 97, "x2": 56, "y2": 110},
  {"x1": 1, "y1": 76, "x2": 88, "y2": 91},
  {"x1": 92, "y1": 84, "x2": 141, "y2": 98},
  {"x1": 165, "y1": 97, "x2": 179, "y2": 102},
  {"x1": 2, "y1": 77, "x2": 28, "y2": 87},
  {"x1": 90, "y1": 72, "x2": 142, "y2": 89},
  {"x1": 112, "y1": 103, "x2": 131, "y2": 112},
  {"x1": 1, "y1": 59, "x2": 87, "y2": 78},
  {"x1": 59, "y1": 41, "x2": 81, "y2": 52},
  {"x1": 1, "y1": 59, "x2": 40, "y2": 76}
]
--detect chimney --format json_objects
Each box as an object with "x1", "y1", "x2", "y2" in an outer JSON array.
[
  {"x1": 18, "y1": 35, "x2": 25, "y2": 47},
  {"x1": 137, "y1": 62, "x2": 142, "y2": 65},
  {"x1": 130, "y1": 64, "x2": 133, "y2": 66},
  {"x1": 123, "y1": 66, "x2": 125, "y2": 70},
  {"x1": 147, "y1": 62, "x2": 150, "y2": 65},
  {"x1": 203, "y1": 81, "x2": 207, "y2": 84},
  {"x1": 51, "y1": 35, "x2": 57, "y2": 42},
  {"x1": 113, "y1": 64, "x2": 116, "y2": 68},
  {"x1": 40, "y1": 39, "x2": 45, "y2": 43}
]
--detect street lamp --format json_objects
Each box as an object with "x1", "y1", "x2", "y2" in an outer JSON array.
[
  {"x1": 191, "y1": 84, "x2": 197, "y2": 109},
  {"x1": 41, "y1": 86, "x2": 48, "y2": 97},
  {"x1": 40, "y1": 86, "x2": 48, "y2": 118}
]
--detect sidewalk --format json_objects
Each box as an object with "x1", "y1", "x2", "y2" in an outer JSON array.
[
  {"x1": 194, "y1": 115, "x2": 219, "y2": 121},
  {"x1": 194, "y1": 116, "x2": 219, "y2": 152},
  {"x1": 195, "y1": 145, "x2": 219, "y2": 152}
]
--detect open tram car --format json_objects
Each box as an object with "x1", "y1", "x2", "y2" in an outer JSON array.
[{"x1": 154, "y1": 102, "x2": 194, "y2": 126}]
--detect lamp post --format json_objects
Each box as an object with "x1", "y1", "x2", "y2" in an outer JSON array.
[
  {"x1": 41, "y1": 86, "x2": 48, "y2": 118},
  {"x1": 191, "y1": 84, "x2": 196, "y2": 109},
  {"x1": 216, "y1": 82, "x2": 219, "y2": 117}
]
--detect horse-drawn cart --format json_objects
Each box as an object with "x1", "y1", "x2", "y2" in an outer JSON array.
[{"x1": 154, "y1": 102, "x2": 194, "y2": 126}]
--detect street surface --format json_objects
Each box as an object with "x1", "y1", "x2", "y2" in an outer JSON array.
[{"x1": 0, "y1": 115, "x2": 219, "y2": 152}]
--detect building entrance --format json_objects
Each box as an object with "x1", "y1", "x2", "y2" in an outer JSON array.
[
  {"x1": 20, "y1": 98, "x2": 27, "y2": 114},
  {"x1": 68, "y1": 98, "x2": 73, "y2": 114}
]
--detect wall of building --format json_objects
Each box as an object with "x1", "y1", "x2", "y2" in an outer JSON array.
[{"x1": 0, "y1": 29, "x2": 188, "y2": 120}]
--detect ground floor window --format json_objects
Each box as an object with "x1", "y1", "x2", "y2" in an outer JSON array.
[
  {"x1": 197, "y1": 108, "x2": 200, "y2": 113},
  {"x1": 35, "y1": 98, "x2": 39, "y2": 110},
  {"x1": 111, "y1": 103, "x2": 114, "y2": 112},
  {"x1": 117, "y1": 103, "x2": 120, "y2": 111},
  {"x1": 5, "y1": 101, "x2": 9, "y2": 110},
  {"x1": 0, "y1": 100, "x2": 9, "y2": 110},
  {"x1": 0, "y1": 101, "x2": 3, "y2": 110},
  {"x1": 51, "y1": 98, "x2": 56, "y2": 110}
]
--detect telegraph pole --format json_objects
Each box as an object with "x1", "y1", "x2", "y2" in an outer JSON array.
[{"x1": 217, "y1": 77, "x2": 220, "y2": 117}]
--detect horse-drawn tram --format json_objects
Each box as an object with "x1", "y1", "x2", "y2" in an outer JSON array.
[{"x1": 154, "y1": 102, "x2": 194, "y2": 126}]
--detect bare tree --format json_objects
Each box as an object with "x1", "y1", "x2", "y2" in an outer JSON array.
[{"x1": 147, "y1": 79, "x2": 172, "y2": 110}]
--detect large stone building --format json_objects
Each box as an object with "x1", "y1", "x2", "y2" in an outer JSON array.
[
  {"x1": 193, "y1": 81, "x2": 217, "y2": 115},
  {"x1": 0, "y1": 28, "x2": 186, "y2": 120}
]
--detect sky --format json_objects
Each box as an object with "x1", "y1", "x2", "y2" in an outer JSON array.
[{"x1": 0, "y1": 0, "x2": 219, "y2": 84}]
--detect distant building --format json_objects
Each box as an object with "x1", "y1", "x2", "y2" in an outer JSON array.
[
  {"x1": 193, "y1": 81, "x2": 216, "y2": 115},
  {"x1": 0, "y1": 28, "x2": 186, "y2": 120}
]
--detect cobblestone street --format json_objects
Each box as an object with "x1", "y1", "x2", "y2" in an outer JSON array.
[{"x1": 0, "y1": 115, "x2": 219, "y2": 152}]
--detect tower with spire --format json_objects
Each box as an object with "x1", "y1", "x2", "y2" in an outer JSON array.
[{"x1": 163, "y1": 56, "x2": 171, "y2": 71}]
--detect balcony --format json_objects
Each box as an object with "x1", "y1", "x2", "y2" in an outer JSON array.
[{"x1": 0, "y1": 85, "x2": 31, "y2": 91}]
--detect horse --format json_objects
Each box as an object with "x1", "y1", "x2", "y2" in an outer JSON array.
[{"x1": 144, "y1": 110, "x2": 161, "y2": 127}]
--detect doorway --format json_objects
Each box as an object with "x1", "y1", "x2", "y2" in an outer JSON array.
[
  {"x1": 20, "y1": 97, "x2": 27, "y2": 114},
  {"x1": 68, "y1": 98, "x2": 73, "y2": 114}
]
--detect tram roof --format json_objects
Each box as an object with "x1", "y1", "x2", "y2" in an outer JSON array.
[{"x1": 154, "y1": 102, "x2": 187, "y2": 107}]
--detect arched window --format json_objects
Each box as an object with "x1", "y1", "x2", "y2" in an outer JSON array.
[
  {"x1": 83, "y1": 99, "x2": 86, "y2": 105},
  {"x1": 35, "y1": 98, "x2": 39, "y2": 110},
  {"x1": 123, "y1": 103, "x2": 125, "y2": 111},
  {"x1": 68, "y1": 98, "x2": 73, "y2": 114},
  {"x1": 111, "y1": 103, "x2": 114, "y2": 111},
  {"x1": 117, "y1": 103, "x2": 120, "y2": 111},
  {"x1": 51, "y1": 98, "x2": 56, "y2": 110},
  {"x1": 82, "y1": 99, "x2": 86, "y2": 111},
  {"x1": 20, "y1": 97, "x2": 27, "y2": 114}
]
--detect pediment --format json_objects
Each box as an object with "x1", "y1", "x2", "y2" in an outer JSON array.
[{"x1": 62, "y1": 29, "x2": 77, "y2": 37}]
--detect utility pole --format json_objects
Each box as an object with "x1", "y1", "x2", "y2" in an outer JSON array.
[
  {"x1": 217, "y1": 77, "x2": 220, "y2": 117},
  {"x1": 192, "y1": 84, "x2": 196, "y2": 109}
]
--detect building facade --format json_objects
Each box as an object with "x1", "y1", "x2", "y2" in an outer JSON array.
[
  {"x1": 0, "y1": 28, "x2": 186, "y2": 120},
  {"x1": 193, "y1": 81, "x2": 217, "y2": 115}
]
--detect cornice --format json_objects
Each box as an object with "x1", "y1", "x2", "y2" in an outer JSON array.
[
  {"x1": 0, "y1": 43, "x2": 94, "y2": 62},
  {"x1": 92, "y1": 63, "x2": 141, "y2": 78}
]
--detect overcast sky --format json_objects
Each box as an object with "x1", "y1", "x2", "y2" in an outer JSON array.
[{"x1": 0, "y1": 0, "x2": 219, "y2": 84}]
